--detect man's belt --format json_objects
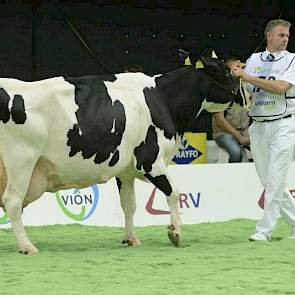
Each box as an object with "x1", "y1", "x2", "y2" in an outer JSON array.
[{"x1": 252, "y1": 114, "x2": 292, "y2": 123}]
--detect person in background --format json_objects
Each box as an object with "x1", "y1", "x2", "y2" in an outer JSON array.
[
  {"x1": 212, "y1": 56, "x2": 250, "y2": 163},
  {"x1": 123, "y1": 64, "x2": 144, "y2": 73},
  {"x1": 232, "y1": 19, "x2": 295, "y2": 241}
]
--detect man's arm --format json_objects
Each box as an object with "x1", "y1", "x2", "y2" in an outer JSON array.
[
  {"x1": 213, "y1": 112, "x2": 250, "y2": 145},
  {"x1": 232, "y1": 67, "x2": 292, "y2": 95}
]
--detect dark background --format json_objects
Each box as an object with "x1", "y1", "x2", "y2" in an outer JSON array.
[{"x1": 1, "y1": 0, "x2": 294, "y2": 136}]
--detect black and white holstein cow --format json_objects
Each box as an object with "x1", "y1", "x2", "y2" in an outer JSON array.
[{"x1": 0, "y1": 51, "x2": 242, "y2": 254}]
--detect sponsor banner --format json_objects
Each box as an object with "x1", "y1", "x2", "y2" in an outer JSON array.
[
  {"x1": 55, "y1": 185, "x2": 100, "y2": 222},
  {"x1": 133, "y1": 163, "x2": 264, "y2": 226},
  {"x1": 1, "y1": 163, "x2": 295, "y2": 228},
  {"x1": 172, "y1": 132, "x2": 207, "y2": 164},
  {"x1": 0, "y1": 179, "x2": 123, "y2": 228}
]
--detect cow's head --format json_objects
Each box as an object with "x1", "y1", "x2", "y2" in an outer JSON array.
[
  {"x1": 180, "y1": 48, "x2": 244, "y2": 111},
  {"x1": 200, "y1": 50, "x2": 243, "y2": 108}
]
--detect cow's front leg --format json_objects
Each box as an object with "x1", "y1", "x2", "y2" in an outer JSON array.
[
  {"x1": 3, "y1": 191, "x2": 38, "y2": 255},
  {"x1": 145, "y1": 170, "x2": 181, "y2": 247},
  {"x1": 116, "y1": 177, "x2": 141, "y2": 246},
  {"x1": 1, "y1": 157, "x2": 39, "y2": 255}
]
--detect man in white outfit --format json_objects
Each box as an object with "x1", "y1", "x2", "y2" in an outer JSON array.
[{"x1": 232, "y1": 19, "x2": 295, "y2": 241}]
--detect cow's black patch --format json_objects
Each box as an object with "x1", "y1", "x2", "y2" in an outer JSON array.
[
  {"x1": 144, "y1": 65, "x2": 239, "y2": 139},
  {"x1": 67, "y1": 124, "x2": 80, "y2": 157},
  {"x1": 66, "y1": 75, "x2": 126, "y2": 165},
  {"x1": 143, "y1": 67, "x2": 203, "y2": 139},
  {"x1": 116, "y1": 177, "x2": 122, "y2": 192},
  {"x1": 11, "y1": 95, "x2": 26, "y2": 124},
  {"x1": 0, "y1": 88, "x2": 11, "y2": 123},
  {"x1": 144, "y1": 174, "x2": 172, "y2": 196},
  {"x1": 134, "y1": 125, "x2": 159, "y2": 173},
  {"x1": 143, "y1": 87, "x2": 177, "y2": 139},
  {"x1": 109, "y1": 150, "x2": 119, "y2": 167}
]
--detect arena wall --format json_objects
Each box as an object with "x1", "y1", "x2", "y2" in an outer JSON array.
[{"x1": 1, "y1": 163, "x2": 295, "y2": 228}]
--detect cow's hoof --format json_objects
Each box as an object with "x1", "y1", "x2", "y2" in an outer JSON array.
[
  {"x1": 19, "y1": 245, "x2": 39, "y2": 255},
  {"x1": 121, "y1": 238, "x2": 141, "y2": 247},
  {"x1": 167, "y1": 225, "x2": 180, "y2": 247}
]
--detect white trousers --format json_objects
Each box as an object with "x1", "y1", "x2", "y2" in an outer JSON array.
[{"x1": 249, "y1": 116, "x2": 295, "y2": 238}]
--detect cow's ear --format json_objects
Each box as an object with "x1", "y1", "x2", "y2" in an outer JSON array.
[
  {"x1": 201, "y1": 48, "x2": 218, "y2": 59},
  {"x1": 200, "y1": 49, "x2": 219, "y2": 68},
  {"x1": 211, "y1": 50, "x2": 218, "y2": 58},
  {"x1": 200, "y1": 48, "x2": 219, "y2": 67},
  {"x1": 178, "y1": 49, "x2": 190, "y2": 63}
]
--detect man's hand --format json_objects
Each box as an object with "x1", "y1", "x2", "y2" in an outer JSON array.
[
  {"x1": 231, "y1": 66, "x2": 246, "y2": 79},
  {"x1": 231, "y1": 65, "x2": 292, "y2": 94},
  {"x1": 237, "y1": 134, "x2": 250, "y2": 146}
]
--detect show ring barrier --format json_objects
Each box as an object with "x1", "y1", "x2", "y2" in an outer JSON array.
[{"x1": 1, "y1": 163, "x2": 295, "y2": 228}]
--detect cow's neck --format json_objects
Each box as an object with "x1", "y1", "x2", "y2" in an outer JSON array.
[{"x1": 144, "y1": 67, "x2": 203, "y2": 139}]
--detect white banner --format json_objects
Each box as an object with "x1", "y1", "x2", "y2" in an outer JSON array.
[{"x1": 1, "y1": 163, "x2": 295, "y2": 228}]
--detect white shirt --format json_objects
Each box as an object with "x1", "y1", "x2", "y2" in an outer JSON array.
[{"x1": 245, "y1": 49, "x2": 295, "y2": 119}]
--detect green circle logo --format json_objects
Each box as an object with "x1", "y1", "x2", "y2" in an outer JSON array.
[
  {"x1": 0, "y1": 209, "x2": 9, "y2": 224},
  {"x1": 55, "y1": 185, "x2": 99, "y2": 221}
]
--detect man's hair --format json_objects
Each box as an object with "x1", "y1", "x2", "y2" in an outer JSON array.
[
  {"x1": 264, "y1": 19, "x2": 291, "y2": 39},
  {"x1": 124, "y1": 64, "x2": 144, "y2": 73},
  {"x1": 224, "y1": 55, "x2": 240, "y2": 64}
]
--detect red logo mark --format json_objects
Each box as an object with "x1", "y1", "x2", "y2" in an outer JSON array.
[
  {"x1": 258, "y1": 189, "x2": 295, "y2": 209},
  {"x1": 145, "y1": 187, "x2": 170, "y2": 215},
  {"x1": 145, "y1": 187, "x2": 200, "y2": 215}
]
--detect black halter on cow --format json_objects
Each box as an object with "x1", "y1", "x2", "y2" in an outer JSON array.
[{"x1": 0, "y1": 49, "x2": 244, "y2": 254}]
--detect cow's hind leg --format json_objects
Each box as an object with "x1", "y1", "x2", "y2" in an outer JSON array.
[
  {"x1": 144, "y1": 163, "x2": 181, "y2": 247},
  {"x1": 0, "y1": 156, "x2": 6, "y2": 209},
  {"x1": 1, "y1": 155, "x2": 39, "y2": 255},
  {"x1": 116, "y1": 177, "x2": 140, "y2": 246}
]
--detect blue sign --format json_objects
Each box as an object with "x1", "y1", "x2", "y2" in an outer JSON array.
[{"x1": 172, "y1": 145, "x2": 203, "y2": 164}]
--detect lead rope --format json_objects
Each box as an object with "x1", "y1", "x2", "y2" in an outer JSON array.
[
  {"x1": 239, "y1": 78, "x2": 251, "y2": 111},
  {"x1": 58, "y1": 9, "x2": 113, "y2": 74}
]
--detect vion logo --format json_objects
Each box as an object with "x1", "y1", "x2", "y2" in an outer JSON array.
[
  {"x1": 172, "y1": 137, "x2": 202, "y2": 164},
  {"x1": 146, "y1": 187, "x2": 200, "y2": 215},
  {"x1": 0, "y1": 209, "x2": 9, "y2": 224},
  {"x1": 55, "y1": 185, "x2": 99, "y2": 221}
]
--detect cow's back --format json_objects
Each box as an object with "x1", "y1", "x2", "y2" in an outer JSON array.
[
  {"x1": 0, "y1": 73, "x2": 171, "y2": 193},
  {"x1": 48, "y1": 74, "x2": 157, "y2": 184},
  {"x1": 39, "y1": 73, "x2": 157, "y2": 189}
]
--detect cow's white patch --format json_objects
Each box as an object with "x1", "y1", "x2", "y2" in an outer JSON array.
[
  {"x1": 111, "y1": 118, "x2": 116, "y2": 133},
  {"x1": 196, "y1": 99, "x2": 230, "y2": 117},
  {"x1": 113, "y1": 73, "x2": 157, "y2": 88}
]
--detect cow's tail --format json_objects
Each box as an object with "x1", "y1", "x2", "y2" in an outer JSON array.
[{"x1": 0, "y1": 156, "x2": 7, "y2": 208}]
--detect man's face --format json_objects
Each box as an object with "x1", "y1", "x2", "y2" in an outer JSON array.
[{"x1": 267, "y1": 25, "x2": 290, "y2": 51}]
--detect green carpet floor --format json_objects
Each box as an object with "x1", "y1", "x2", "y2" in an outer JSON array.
[{"x1": 0, "y1": 219, "x2": 294, "y2": 295}]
